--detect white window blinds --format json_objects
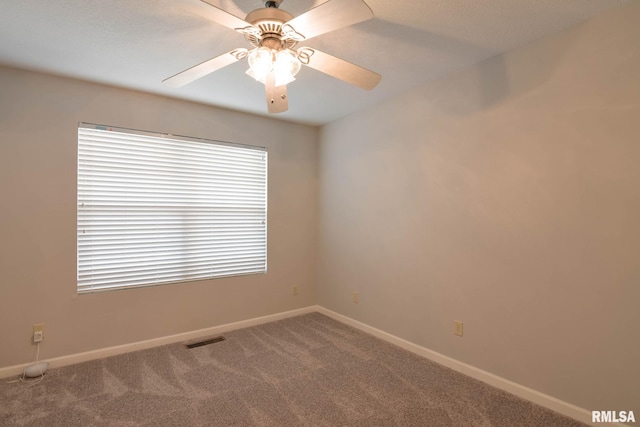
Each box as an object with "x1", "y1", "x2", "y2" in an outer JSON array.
[{"x1": 77, "y1": 123, "x2": 267, "y2": 294}]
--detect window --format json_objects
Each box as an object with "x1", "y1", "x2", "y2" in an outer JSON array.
[{"x1": 77, "y1": 123, "x2": 267, "y2": 293}]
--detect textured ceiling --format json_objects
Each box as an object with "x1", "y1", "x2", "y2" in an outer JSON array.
[{"x1": 0, "y1": 0, "x2": 630, "y2": 125}]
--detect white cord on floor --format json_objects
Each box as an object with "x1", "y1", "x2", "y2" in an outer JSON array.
[{"x1": 5, "y1": 342, "x2": 46, "y2": 385}]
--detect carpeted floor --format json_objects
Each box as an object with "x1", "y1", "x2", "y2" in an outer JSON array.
[{"x1": 1, "y1": 312, "x2": 586, "y2": 426}]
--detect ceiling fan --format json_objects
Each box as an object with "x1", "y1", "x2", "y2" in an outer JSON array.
[{"x1": 163, "y1": 0, "x2": 381, "y2": 113}]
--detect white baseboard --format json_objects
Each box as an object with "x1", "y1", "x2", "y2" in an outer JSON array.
[
  {"x1": 0, "y1": 305, "x2": 316, "y2": 380},
  {"x1": 315, "y1": 306, "x2": 614, "y2": 427}
]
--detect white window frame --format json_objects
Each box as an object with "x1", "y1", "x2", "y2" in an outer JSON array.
[{"x1": 77, "y1": 123, "x2": 267, "y2": 294}]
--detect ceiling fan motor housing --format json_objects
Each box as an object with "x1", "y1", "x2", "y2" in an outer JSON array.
[{"x1": 244, "y1": 7, "x2": 297, "y2": 50}]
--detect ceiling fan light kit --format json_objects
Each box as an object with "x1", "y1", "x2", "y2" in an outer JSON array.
[
  {"x1": 163, "y1": 0, "x2": 381, "y2": 113},
  {"x1": 246, "y1": 47, "x2": 301, "y2": 86}
]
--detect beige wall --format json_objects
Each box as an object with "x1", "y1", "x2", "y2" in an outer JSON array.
[
  {"x1": 318, "y1": 2, "x2": 639, "y2": 413},
  {"x1": 0, "y1": 67, "x2": 318, "y2": 367}
]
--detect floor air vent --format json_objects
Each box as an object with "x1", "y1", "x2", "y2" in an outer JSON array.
[{"x1": 185, "y1": 336, "x2": 226, "y2": 349}]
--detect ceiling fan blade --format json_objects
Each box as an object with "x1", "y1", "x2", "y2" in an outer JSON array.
[
  {"x1": 163, "y1": 49, "x2": 248, "y2": 88},
  {"x1": 199, "y1": 0, "x2": 258, "y2": 34},
  {"x1": 283, "y1": 0, "x2": 373, "y2": 41},
  {"x1": 265, "y1": 72, "x2": 288, "y2": 113},
  {"x1": 299, "y1": 48, "x2": 381, "y2": 90}
]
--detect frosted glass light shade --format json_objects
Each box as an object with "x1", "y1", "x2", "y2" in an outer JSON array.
[
  {"x1": 273, "y1": 49, "x2": 301, "y2": 86},
  {"x1": 246, "y1": 47, "x2": 273, "y2": 84}
]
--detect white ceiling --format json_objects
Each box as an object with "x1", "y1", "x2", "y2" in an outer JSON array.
[{"x1": 0, "y1": 0, "x2": 630, "y2": 125}]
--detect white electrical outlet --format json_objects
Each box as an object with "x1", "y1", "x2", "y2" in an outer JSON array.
[
  {"x1": 353, "y1": 292, "x2": 359, "y2": 303},
  {"x1": 454, "y1": 320, "x2": 464, "y2": 337},
  {"x1": 33, "y1": 323, "x2": 45, "y2": 342}
]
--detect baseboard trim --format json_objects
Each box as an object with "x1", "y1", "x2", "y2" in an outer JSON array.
[
  {"x1": 316, "y1": 306, "x2": 609, "y2": 427},
  {"x1": 0, "y1": 305, "x2": 316, "y2": 380}
]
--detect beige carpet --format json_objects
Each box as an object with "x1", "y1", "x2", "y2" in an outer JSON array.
[{"x1": 0, "y1": 312, "x2": 586, "y2": 426}]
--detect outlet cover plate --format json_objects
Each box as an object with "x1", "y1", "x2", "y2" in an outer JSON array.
[
  {"x1": 33, "y1": 323, "x2": 45, "y2": 337},
  {"x1": 454, "y1": 320, "x2": 464, "y2": 337}
]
